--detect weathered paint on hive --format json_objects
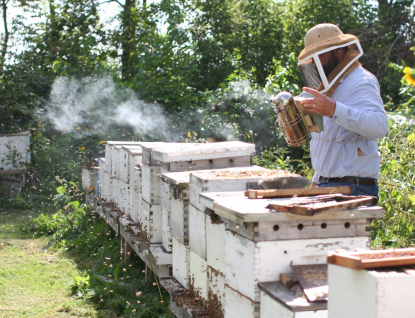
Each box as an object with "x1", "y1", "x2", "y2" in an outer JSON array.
[
  {"x1": 141, "y1": 163, "x2": 161, "y2": 204},
  {"x1": 328, "y1": 264, "x2": 415, "y2": 318},
  {"x1": 225, "y1": 230, "x2": 370, "y2": 302},
  {"x1": 141, "y1": 199, "x2": 162, "y2": 243},
  {"x1": 224, "y1": 285, "x2": 260, "y2": 318},
  {"x1": 189, "y1": 249, "x2": 208, "y2": 301},
  {"x1": 172, "y1": 237, "x2": 190, "y2": 289},
  {"x1": 188, "y1": 204, "x2": 207, "y2": 260}
]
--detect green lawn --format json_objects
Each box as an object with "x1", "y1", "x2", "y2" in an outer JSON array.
[{"x1": 0, "y1": 210, "x2": 115, "y2": 318}]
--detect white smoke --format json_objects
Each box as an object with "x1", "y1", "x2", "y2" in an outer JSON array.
[{"x1": 46, "y1": 76, "x2": 169, "y2": 138}]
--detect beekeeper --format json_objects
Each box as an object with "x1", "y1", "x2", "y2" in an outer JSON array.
[{"x1": 298, "y1": 23, "x2": 388, "y2": 197}]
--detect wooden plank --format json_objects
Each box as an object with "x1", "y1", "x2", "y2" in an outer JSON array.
[
  {"x1": 361, "y1": 256, "x2": 415, "y2": 269},
  {"x1": 291, "y1": 264, "x2": 328, "y2": 301},
  {"x1": 267, "y1": 195, "x2": 376, "y2": 216},
  {"x1": 327, "y1": 248, "x2": 415, "y2": 269},
  {"x1": 279, "y1": 273, "x2": 298, "y2": 289},
  {"x1": 245, "y1": 186, "x2": 351, "y2": 199}
]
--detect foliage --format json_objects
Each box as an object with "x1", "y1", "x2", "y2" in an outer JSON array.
[
  {"x1": 253, "y1": 145, "x2": 314, "y2": 178},
  {"x1": 189, "y1": 0, "x2": 284, "y2": 88},
  {"x1": 371, "y1": 116, "x2": 415, "y2": 248},
  {"x1": 370, "y1": 62, "x2": 415, "y2": 248},
  {"x1": 32, "y1": 178, "x2": 170, "y2": 317}
]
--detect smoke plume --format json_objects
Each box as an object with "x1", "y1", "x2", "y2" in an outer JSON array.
[{"x1": 45, "y1": 76, "x2": 169, "y2": 138}]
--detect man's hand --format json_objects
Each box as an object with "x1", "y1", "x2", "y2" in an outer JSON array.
[{"x1": 300, "y1": 87, "x2": 336, "y2": 118}]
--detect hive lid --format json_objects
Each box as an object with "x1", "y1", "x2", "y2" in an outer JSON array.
[
  {"x1": 105, "y1": 141, "x2": 143, "y2": 146},
  {"x1": 138, "y1": 142, "x2": 168, "y2": 150},
  {"x1": 152, "y1": 141, "x2": 256, "y2": 162},
  {"x1": 327, "y1": 248, "x2": 415, "y2": 269},
  {"x1": 199, "y1": 191, "x2": 384, "y2": 223},
  {"x1": 0, "y1": 131, "x2": 30, "y2": 137},
  {"x1": 190, "y1": 165, "x2": 267, "y2": 181},
  {"x1": 161, "y1": 170, "x2": 191, "y2": 187},
  {"x1": 122, "y1": 145, "x2": 143, "y2": 155}
]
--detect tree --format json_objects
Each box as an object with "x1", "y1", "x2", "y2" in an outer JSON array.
[
  {"x1": 189, "y1": 0, "x2": 284, "y2": 89},
  {"x1": 0, "y1": 0, "x2": 10, "y2": 74}
]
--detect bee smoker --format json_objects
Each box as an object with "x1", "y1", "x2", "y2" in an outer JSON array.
[{"x1": 270, "y1": 91, "x2": 310, "y2": 147}]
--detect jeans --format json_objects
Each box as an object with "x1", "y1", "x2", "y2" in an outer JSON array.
[{"x1": 318, "y1": 180, "x2": 379, "y2": 200}]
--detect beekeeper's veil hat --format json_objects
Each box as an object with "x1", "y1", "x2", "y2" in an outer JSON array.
[{"x1": 298, "y1": 23, "x2": 363, "y2": 95}]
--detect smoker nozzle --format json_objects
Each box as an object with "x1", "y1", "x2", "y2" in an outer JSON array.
[{"x1": 269, "y1": 91, "x2": 294, "y2": 113}]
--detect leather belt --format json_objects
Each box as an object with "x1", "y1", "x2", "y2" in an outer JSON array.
[{"x1": 318, "y1": 176, "x2": 376, "y2": 185}]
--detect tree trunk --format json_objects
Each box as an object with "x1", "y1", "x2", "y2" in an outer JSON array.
[
  {"x1": 48, "y1": 0, "x2": 60, "y2": 59},
  {"x1": 121, "y1": 0, "x2": 138, "y2": 81},
  {"x1": 0, "y1": 0, "x2": 9, "y2": 75}
]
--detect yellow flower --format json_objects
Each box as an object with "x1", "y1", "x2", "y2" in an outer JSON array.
[
  {"x1": 78, "y1": 146, "x2": 85, "y2": 151},
  {"x1": 76, "y1": 127, "x2": 81, "y2": 130},
  {"x1": 98, "y1": 141, "x2": 106, "y2": 145},
  {"x1": 404, "y1": 67, "x2": 415, "y2": 86}
]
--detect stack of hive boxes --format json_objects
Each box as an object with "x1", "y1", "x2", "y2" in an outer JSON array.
[
  {"x1": 162, "y1": 166, "x2": 286, "y2": 316},
  {"x1": 141, "y1": 142, "x2": 255, "y2": 258},
  {"x1": 198, "y1": 190, "x2": 385, "y2": 318},
  {"x1": 101, "y1": 141, "x2": 142, "y2": 203}
]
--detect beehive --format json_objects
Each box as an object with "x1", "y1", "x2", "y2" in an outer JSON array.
[
  {"x1": 130, "y1": 166, "x2": 142, "y2": 223},
  {"x1": 104, "y1": 141, "x2": 143, "y2": 174},
  {"x1": 172, "y1": 236, "x2": 190, "y2": 288},
  {"x1": 141, "y1": 198, "x2": 162, "y2": 243},
  {"x1": 160, "y1": 171, "x2": 191, "y2": 247},
  {"x1": 81, "y1": 161, "x2": 95, "y2": 191},
  {"x1": 98, "y1": 158, "x2": 105, "y2": 198},
  {"x1": 199, "y1": 191, "x2": 384, "y2": 307},
  {"x1": 101, "y1": 171, "x2": 113, "y2": 201},
  {"x1": 163, "y1": 166, "x2": 267, "y2": 253},
  {"x1": 127, "y1": 147, "x2": 143, "y2": 188},
  {"x1": 0, "y1": 131, "x2": 30, "y2": 172},
  {"x1": 152, "y1": 141, "x2": 255, "y2": 173},
  {"x1": 142, "y1": 142, "x2": 256, "y2": 252},
  {"x1": 327, "y1": 248, "x2": 415, "y2": 318}
]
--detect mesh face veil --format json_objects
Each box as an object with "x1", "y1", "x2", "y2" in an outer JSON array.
[{"x1": 298, "y1": 40, "x2": 363, "y2": 93}]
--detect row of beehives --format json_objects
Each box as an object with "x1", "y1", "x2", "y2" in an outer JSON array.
[
  {"x1": 88, "y1": 140, "x2": 378, "y2": 318},
  {"x1": 95, "y1": 141, "x2": 266, "y2": 317}
]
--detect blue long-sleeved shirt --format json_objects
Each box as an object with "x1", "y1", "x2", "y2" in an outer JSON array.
[{"x1": 311, "y1": 66, "x2": 388, "y2": 184}]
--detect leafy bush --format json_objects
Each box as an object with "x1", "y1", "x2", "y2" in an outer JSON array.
[
  {"x1": 371, "y1": 116, "x2": 415, "y2": 248},
  {"x1": 32, "y1": 179, "x2": 170, "y2": 317}
]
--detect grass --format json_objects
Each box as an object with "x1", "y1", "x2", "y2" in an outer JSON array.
[{"x1": 0, "y1": 209, "x2": 116, "y2": 318}]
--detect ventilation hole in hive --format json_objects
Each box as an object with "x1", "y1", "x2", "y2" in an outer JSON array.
[
  {"x1": 321, "y1": 223, "x2": 327, "y2": 229},
  {"x1": 344, "y1": 222, "x2": 351, "y2": 229},
  {"x1": 297, "y1": 224, "x2": 304, "y2": 230},
  {"x1": 209, "y1": 159, "x2": 213, "y2": 164},
  {"x1": 229, "y1": 159, "x2": 233, "y2": 163},
  {"x1": 273, "y1": 225, "x2": 279, "y2": 231}
]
